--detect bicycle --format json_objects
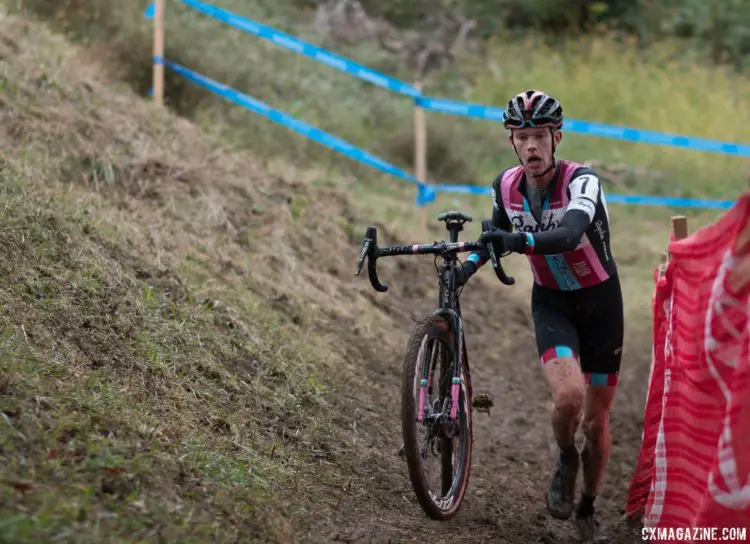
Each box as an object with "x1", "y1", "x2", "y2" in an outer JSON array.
[{"x1": 355, "y1": 210, "x2": 515, "y2": 521}]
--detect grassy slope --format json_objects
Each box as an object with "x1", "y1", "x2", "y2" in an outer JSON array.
[{"x1": 0, "y1": 11, "x2": 425, "y2": 542}]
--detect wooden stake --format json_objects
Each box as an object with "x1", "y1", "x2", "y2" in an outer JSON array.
[
  {"x1": 414, "y1": 81, "x2": 427, "y2": 234},
  {"x1": 671, "y1": 215, "x2": 688, "y2": 240},
  {"x1": 660, "y1": 215, "x2": 688, "y2": 277},
  {"x1": 153, "y1": 0, "x2": 165, "y2": 105}
]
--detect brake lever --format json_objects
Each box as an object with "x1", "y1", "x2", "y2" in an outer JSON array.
[
  {"x1": 356, "y1": 238, "x2": 370, "y2": 277},
  {"x1": 481, "y1": 220, "x2": 499, "y2": 267},
  {"x1": 481, "y1": 220, "x2": 516, "y2": 286},
  {"x1": 356, "y1": 226, "x2": 389, "y2": 292}
]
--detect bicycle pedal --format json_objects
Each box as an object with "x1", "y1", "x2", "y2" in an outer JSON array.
[{"x1": 472, "y1": 393, "x2": 493, "y2": 414}]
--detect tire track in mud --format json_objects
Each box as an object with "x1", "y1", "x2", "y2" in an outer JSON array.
[{"x1": 308, "y1": 256, "x2": 649, "y2": 544}]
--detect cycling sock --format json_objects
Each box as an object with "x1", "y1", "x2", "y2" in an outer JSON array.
[
  {"x1": 561, "y1": 444, "x2": 578, "y2": 463},
  {"x1": 575, "y1": 492, "x2": 596, "y2": 518}
]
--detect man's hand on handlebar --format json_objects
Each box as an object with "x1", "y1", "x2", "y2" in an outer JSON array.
[
  {"x1": 354, "y1": 222, "x2": 516, "y2": 293},
  {"x1": 478, "y1": 226, "x2": 526, "y2": 255}
]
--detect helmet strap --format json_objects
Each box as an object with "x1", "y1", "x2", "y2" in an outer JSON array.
[{"x1": 540, "y1": 127, "x2": 557, "y2": 177}]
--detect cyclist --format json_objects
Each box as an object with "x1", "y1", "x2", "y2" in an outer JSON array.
[{"x1": 456, "y1": 89, "x2": 623, "y2": 543}]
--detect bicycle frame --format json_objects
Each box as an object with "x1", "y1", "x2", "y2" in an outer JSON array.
[
  {"x1": 355, "y1": 213, "x2": 515, "y2": 425},
  {"x1": 430, "y1": 228, "x2": 467, "y2": 425}
]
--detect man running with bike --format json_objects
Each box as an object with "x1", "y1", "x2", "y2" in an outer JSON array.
[{"x1": 456, "y1": 90, "x2": 623, "y2": 543}]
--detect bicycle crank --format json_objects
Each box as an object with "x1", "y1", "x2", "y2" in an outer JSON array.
[{"x1": 472, "y1": 393, "x2": 494, "y2": 415}]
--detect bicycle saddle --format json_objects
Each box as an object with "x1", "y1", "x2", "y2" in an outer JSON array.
[{"x1": 437, "y1": 210, "x2": 473, "y2": 224}]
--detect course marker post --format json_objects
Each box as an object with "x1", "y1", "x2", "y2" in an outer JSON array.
[{"x1": 152, "y1": 0, "x2": 165, "y2": 105}]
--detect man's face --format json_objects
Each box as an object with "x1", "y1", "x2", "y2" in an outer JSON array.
[{"x1": 509, "y1": 127, "x2": 562, "y2": 176}]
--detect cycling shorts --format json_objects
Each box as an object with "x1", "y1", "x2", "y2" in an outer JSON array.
[{"x1": 530, "y1": 273, "x2": 624, "y2": 386}]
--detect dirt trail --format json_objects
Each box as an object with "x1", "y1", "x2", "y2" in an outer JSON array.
[
  {"x1": 0, "y1": 11, "x2": 653, "y2": 541},
  {"x1": 303, "y1": 251, "x2": 650, "y2": 544}
]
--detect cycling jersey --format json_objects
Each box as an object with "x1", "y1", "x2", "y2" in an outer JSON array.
[{"x1": 468, "y1": 159, "x2": 617, "y2": 291}]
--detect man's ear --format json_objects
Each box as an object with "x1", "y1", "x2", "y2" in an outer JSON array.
[
  {"x1": 554, "y1": 130, "x2": 563, "y2": 146},
  {"x1": 507, "y1": 132, "x2": 514, "y2": 148}
]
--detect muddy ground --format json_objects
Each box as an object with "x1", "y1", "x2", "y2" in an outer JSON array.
[{"x1": 297, "y1": 250, "x2": 651, "y2": 544}]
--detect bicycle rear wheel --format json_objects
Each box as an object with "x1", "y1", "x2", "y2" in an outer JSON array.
[{"x1": 401, "y1": 316, "x2": 473, "y2": 520}]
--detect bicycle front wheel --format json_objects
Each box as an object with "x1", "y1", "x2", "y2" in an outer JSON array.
[{"x1": 401, "y1": 316, "x2": 473, "y2": 521}]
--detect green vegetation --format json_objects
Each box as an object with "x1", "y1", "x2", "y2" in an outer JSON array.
[
  {"x1": 469, "y1": 34, "x2": 750, "y2": 199},
  {"x1": 0, "y1": 13, "x2": 377, "y2": 540},
  {"x1": 351, "y1": 0, "x2": 750, "y2": 72},
  {"x1": 9, "y1": 0, "x2": 750, "y2": 202}
]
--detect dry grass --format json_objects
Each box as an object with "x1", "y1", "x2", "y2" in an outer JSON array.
[{"x1": 0, "y1": 10, "x2": 427, "y2": 542}]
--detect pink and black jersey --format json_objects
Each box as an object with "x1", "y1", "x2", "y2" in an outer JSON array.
[{"x1": 468, "y1": 160, "x2": 617, "y2": 291}]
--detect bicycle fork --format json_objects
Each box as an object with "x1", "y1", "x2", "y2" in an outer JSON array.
[{"x1": 417, "y1": 311, "x2": 464, "y2": 425}]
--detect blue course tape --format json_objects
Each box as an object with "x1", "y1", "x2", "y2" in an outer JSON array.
[
  {"x1": 415, "y1": 97, "x2": 505, "y2": 121},
  {"x1": 431, "y1": 183, "x2": 492, "y2": 196},
  {"x1": 144, "y1": 2, "x2": 750, "y2": 157},
  {"x1": 162, "y1": 0, "x2": 419, "y2": 97},
  {"x1": 153, "y1": 57, "x2": 736, "y2": 210},
  {"x1": 561, "y1": 118, "x2": 750, "y2": 157},
  {"x1": 603, "y1": 194, "x2": 735, "y2": 209},
  {"x1": 156, "y1": 58, "x2": 436, "y2": 206},
  {"x1": 153, "y1": 57, "x2": 737, "y2": 210},
  {"x1": 427, "y1": 182, "x2": 736, "y2": 209},
  {"x1": 418, "y1": 100, "x2": 750, "y2": 157}
]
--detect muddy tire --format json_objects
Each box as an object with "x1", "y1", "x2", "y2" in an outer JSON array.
[{"x1": 401, "y1": 316, "x2": 473, "y2": 521}]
